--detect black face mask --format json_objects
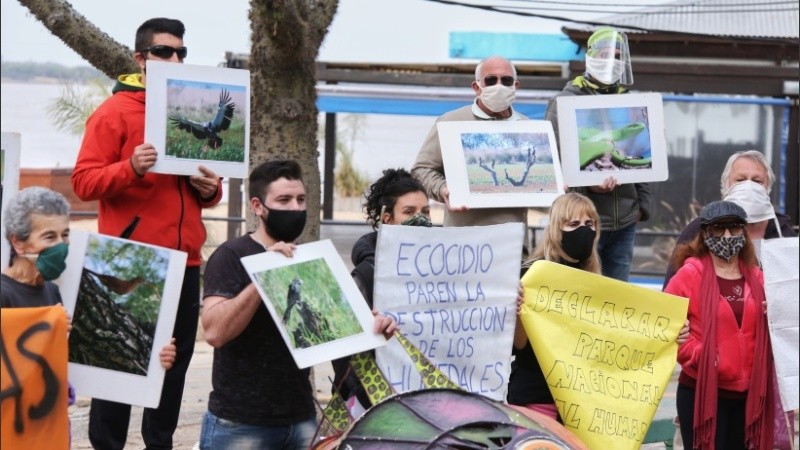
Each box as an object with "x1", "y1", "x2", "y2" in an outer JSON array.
[
  {"x1": 560, "y1": 226, "x2": 596, "y2": 263},
  {"x1": 261, "y1": 204, "x2": 307, "y2": 243}
]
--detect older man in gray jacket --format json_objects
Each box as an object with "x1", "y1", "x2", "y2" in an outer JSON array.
[{"x1": 412, "y1": 55, "x2": 529, "y2": 228}]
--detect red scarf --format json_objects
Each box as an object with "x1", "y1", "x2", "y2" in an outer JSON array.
[{"x1": 693, "y1": 255, "x2": 774, "y2": 449}]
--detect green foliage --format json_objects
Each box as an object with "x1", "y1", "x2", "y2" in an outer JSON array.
[
  {"x1": 165, "y1": 113, "x2": 246, "y2": 162},
  {"x1": 255, "y1": 258, "x2": 362, "y2": 348},
  {"x1": 1, "y1": 61, "x2": 109, "y2": 83},
  {"x1": 335, "y1": 142, "x2": 370, "y2": 197},
  {"x1": 86, "y1": 236, "x2": 170, "y2": 327},
  {"x1": 331, "y1": 114, "x2": 369, "y2": 197},
  {"x1": 166, "y1": 120, "x2": 244, "y2": 162},
  {"x1": 47, "y1": 79, "x2": 111, "y2": 135}
]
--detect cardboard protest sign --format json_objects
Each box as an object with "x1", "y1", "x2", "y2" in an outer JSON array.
[
  {"x1": 520, "y1": 261, "x2": 688, "y2": 450},
  {"x1": 374, "y1": 223, "x2": 524, "y2": 401},
  {"x1": 760, "y1": 237, "x2": 799, "y2": 411},
  {"x1": 1, "y1": 306, "x2": 69, "y2": 450}
]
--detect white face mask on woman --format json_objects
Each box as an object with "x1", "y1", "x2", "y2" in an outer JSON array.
[
  {"x1": 723, "y1": 180, "x2": 775, "y2": 223},
  {"x1": 479, "y1": 84, "x2": 516, "y2": 113}
]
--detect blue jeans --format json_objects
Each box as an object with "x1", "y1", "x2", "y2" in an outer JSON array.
[
  {"x1": 597, "y1": 223, "x2": 636, "y2": 282},
  {"x1": 199, "y1": 411, "x2": 317, "y2": 450}
]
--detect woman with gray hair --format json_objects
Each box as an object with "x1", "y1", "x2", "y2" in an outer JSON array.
[
  {"x1": 663, "y1": 150, "x2": 795, "y2": 288},
  {"x1": 2, "y1": 186, "x2": 71, "y2": 306}
]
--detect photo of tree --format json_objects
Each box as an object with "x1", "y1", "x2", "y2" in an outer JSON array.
[
  {"x1": 68, "y1": 235, "x2": 169, "y2": 376},
  {"x1": 460, "y1": 131, "x2": 559, "y2": 194},
  {"x1": 253, "y1": 258, "x2": 363, "y2": 349},
  {"x1": 575, "y1": 105, "x2": 652, "y2": 171},
  {"x1": 165, "y1": 80, "x2": 246, "y2": 163}
]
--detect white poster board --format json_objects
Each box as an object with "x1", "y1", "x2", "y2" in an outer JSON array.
[
  {"x1": 438, "y1": 120, "x2": 565, "y2": 208},
  {"x1": 1, "y1": 132, "x2": 21, "y2": 271},
  {"x1": 145, "y1": 61, "x2": 250, "y2": 178},
  {"x1": 58, "y1": 231, "x2": 187, "y2": 408},
  {"x1": 241, "y1": 239, "x2": 386, "y2": 369},
  {"x1": 556, "y1": 92, "x2": 668, "y2": 187},
  {"x1": 373, "y1": 223, "x2": 524, "y2": 401},
  {"x1": 760, "y1": 237, "x2": 799, "y2": 411}
]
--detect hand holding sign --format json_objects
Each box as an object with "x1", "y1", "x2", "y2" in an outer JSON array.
[{"x1": 519, "y1": 260, "x2": 688, "y2": 450}]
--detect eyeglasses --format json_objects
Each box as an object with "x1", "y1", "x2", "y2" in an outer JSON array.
[
  {"x1": 705, "y1": 223, "x2": 746, "y2": 238},
  {"x1": 483, "y1": 75, "x2": 515, "y2": 87},
  {"x1": 141, "y1": 45, "x2": 187, "y2": 59}
]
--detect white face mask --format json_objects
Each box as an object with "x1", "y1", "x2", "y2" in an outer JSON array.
[
  {"x1": 478, "y1": 84, "x2": 515, "y2": 113},
  {"x1": 585, "y1": 56, "x2": 625, "y2": 85},
  {"x1": 723, "y1": 180, "x2": 775, "y2": 223}
]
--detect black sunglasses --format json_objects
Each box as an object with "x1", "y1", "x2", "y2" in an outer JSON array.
[
  {"x1": 142, "y1": 45, "x2": 187, "y2": 59},
  {"x1": 705, "y1": 222, "x2": 746, "y2": 238},
  {"x1": 483, "y1": 75, "x2": 515, "y2": 87}
]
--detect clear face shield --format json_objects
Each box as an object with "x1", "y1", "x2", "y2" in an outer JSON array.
[{"x1": 585, "y1": 29, "x2": 633, "y2": 86}]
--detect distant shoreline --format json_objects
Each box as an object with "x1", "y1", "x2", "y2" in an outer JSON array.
[{"x1": 1, "y1": 77, "x2": 90, "y2": 85}]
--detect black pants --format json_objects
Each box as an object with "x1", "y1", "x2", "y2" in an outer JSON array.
[
  {"x1": 676, "y1": 383, "x2": 746, "y2": 450},
  {"x1": 89, "y1": 267, "x2": 200, "y2": 450}
]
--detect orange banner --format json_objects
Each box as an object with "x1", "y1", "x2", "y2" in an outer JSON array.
[{"x1": 1, "y1": 306, "x2": 69, "y2": 450}]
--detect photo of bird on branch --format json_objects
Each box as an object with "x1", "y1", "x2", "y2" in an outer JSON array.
[
  {"x1": 68, "y1": 235, "x2": 170, "y2": 375},
  {"x1": 165, "y1": 81, "x2": 246, "y2": 163}
]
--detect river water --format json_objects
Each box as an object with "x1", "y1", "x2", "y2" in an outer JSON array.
[{"x1": 0, "y1": 80, "x2": 436, "y2": 180}]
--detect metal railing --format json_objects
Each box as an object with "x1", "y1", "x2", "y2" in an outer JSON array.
[{"x1": 70, "y1": 212, "x2": 680, "y2": 280}]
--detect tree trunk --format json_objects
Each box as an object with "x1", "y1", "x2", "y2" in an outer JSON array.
[
  {"x1": 19, "y1": 0, "x2": 338, "y2": 243},
  {"x1": 69, "y1": 271, "x2": 153, "y2": 375},
  {"x1": 247, "y1": 0, "x2": 338, "y2": 240}
]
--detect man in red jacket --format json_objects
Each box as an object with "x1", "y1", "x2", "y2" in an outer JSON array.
[{"x1": 72, "y1": 17, "x2": 222, "y2": 450}]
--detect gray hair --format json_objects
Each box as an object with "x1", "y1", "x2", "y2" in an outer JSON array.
[
  {"x1": 719, "y1": 150, "x2": 775, "y2": 195},
  {"x1": 474, "y1": 56, "x2": 518, "y2": 82},
  {"x1": 3, "y1": 186, "x2": 70, "y2": 243}
]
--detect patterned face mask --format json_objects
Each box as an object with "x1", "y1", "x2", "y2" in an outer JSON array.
[
  {"x1": 400, "y1": 212, "x2": 433, "y2": 227},
  {"x1": 704, "y1": 235, "x2": 746, "y2": 262}
]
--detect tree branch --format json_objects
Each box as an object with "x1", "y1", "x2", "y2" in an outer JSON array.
[{"x1": 18, "y1": 0, "x2": 137, "y2": 78}]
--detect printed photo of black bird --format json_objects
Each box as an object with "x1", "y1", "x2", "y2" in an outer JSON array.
[
  {"x1": 164, "y1": 82, "x2": 246, "y2": 163},
  {"x1": 282, "y1": 277, "x2": 333, "y2": 349},
  {"x1": 255, "y1": 258, "x2": 364, "y2": 350},
  {"x1": 169, "y1": 89, "x2": 235, "y2": 151}
]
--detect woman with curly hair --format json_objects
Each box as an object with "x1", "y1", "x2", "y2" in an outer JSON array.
[{"x1": 332, "y1": 167, "x2": 431, "y2": 417}]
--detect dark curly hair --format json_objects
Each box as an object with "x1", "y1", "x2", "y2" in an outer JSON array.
[{"x1": 363, "y1": 168, "x2": 426, "y2": 229}]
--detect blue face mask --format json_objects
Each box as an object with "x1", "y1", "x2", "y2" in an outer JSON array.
[{"x1": 32, "y1": 242, "x2": 69, "y2": 281}]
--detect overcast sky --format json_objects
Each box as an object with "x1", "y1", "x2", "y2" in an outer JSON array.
[{"x1": 0, "y1": 0, "x2": 643, "y2": 67}]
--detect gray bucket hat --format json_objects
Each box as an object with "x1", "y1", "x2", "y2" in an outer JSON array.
[{"x1": 699, "y1": 200, "x2": 747, "y2": 226}]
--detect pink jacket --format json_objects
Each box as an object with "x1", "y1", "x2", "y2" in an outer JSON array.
[{"x1": 665, "y1": 256, "x2": 764, "y2": 392}]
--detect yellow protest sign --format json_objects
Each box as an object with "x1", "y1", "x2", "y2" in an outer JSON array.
[
  {"x1": 519, "y1": 261, "x2": 688, "y2": 450},
  {"x1": 1, "y1": 306, "x2": 69, "y2": 450}
]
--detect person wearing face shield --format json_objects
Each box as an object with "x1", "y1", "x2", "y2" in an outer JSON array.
[
  {"x1": 330, "y1": 168, "x2": 428, "y2": 417},
  {"x1": 663, "y1": 150, "x2": 796, "y2": 289},
  {"x1": 412, "y1": 55, "x2": 529, "y2": 231},
  {"x1": 544, "y1": 27, "x2": 650, "y2": 283}
]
